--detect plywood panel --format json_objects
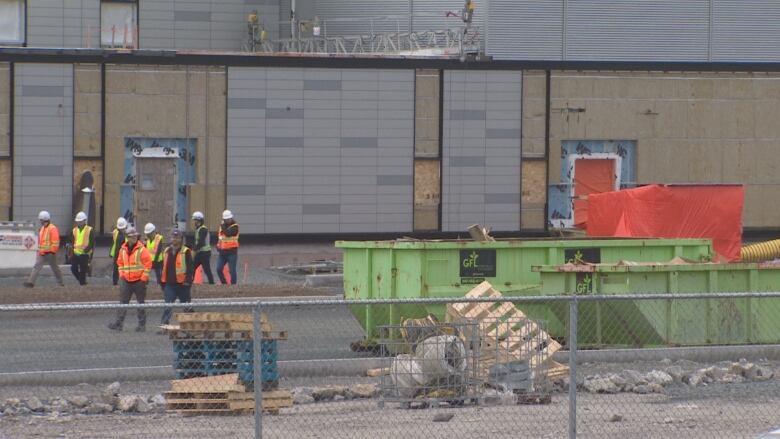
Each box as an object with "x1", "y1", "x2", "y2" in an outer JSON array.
[
  {"x1": 414, "y1": 159, "x2": 441, "y2": 206},
  {"x1": 521, "y1": 160, "x2": 546, "y2": 204},
  {"x1": 0, "y1": 158, "x2": 11, "y2": 209}
]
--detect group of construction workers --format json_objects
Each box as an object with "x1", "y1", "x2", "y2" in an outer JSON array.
[{"x1": 24, "y1": 209, "x2": 241, "y2": 333}]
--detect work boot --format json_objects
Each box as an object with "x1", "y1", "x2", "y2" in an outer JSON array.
[
  {"x1": 135, "y1": 325, "x2": 146, "y2": 333},
  {"x1": 108, "y1": 321, "x2": 122, "y2": 331},
  {"x1": 23, "y1": 282, "x2": 33, "y2": 288}
]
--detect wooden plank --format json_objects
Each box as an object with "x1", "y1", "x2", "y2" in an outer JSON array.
[
  {"x1": 175, "y1": 312, "x2": 256, "y2": 324},
  {"x1": 178, "y1": 321, "x2": 259, "y2": 332},
  {"x1": 164, "y1": 392, "x2": 254, "y2": 401},
  {"x1": 170, "y1": 374, "x2": 243, "y2": 392},
  {"x1": 172, "y1": 408, "x2": 253, "y2": 416},
  {"x1": 167, "y1": 400, "x2": 256, "y2": 410}
]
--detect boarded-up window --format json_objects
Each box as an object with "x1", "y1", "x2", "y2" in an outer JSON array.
[{"x1": 0, "y1": 0, "x2": 25, "y2": 45}]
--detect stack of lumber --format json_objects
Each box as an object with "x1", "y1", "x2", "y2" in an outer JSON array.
[
  {"x1": 162, "y1": 312, "x2": 287, "y2": 340},
  {"x1": 166, "y1": 374, "x2": 292, "y2": 416},
  {"x1": 447, "y1": 281, "x2": 569, "y2": 381}
]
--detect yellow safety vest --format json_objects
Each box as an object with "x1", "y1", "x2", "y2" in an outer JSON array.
[
  {"x1": 72, "y1": 225, "x2": 92, "y2": 256},
  {"x1": 146, "y1": 234, "x2": 164, "y2": 263}
]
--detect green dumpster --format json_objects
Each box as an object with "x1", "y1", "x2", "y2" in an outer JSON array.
[
  {"x1": 337, "y1": 238, "x2": 713, "y2": 339},
  {"x1": 536, "y1": 262, "x2": 780, "y2": 346}
]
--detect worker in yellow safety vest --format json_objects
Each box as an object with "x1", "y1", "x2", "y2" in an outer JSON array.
[
  {"x1": 108, "y1": 226, "x2": 152, "y2": 332},
  {"x1": 110, "y1": 217, "x2": 128, "y2": 286},
  {"x1": 70, "y1": 211, "x2": 94, "y2": 285},
  {"x1": 144, "y1": 223, "x2": 165, "y2": 286},
  {"x1": 24, "y1": 210, "x2": 65, "y2": 288}
]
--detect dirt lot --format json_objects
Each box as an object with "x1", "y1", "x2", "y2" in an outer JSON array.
[{"x1": 0, "y1": 283, "x2": 328, "y2": 305}]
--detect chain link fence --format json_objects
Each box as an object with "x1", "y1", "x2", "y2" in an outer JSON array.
[{"x1": 1, "y1": 293, "x2": 780, "y2": 438}]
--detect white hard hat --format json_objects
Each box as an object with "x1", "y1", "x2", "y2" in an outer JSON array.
[
  {"x1": 75, "y1": 211, "x2": 87, "y2": 222},
  {"x1": 38, "y1": 211, "x2": 51, "y2": 221},
  {"x1": 125, "y1": 226, "x2": 139, "y2": 237},
  {"x1": 144, "y1": 223, "x2": 156, "y2": 235},
  {"x1": 116, "y1": 217, "x2": 128, "y2": 230},
  {"x1": 192, "y1": 211, "x2": 204, "y2": 220},
  {"x1": 222, "y1": 210, "x2": 234, "y2": 220}
]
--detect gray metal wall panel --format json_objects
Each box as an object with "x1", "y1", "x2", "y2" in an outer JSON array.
[
  {"x1": 485, "y1": 0, "x2": 563, "y2": 60},
  {"x1": 13, "y1": 64, "x2": 74, "y2": 224},
  {"x1": 312, "y1": 0, "x2": 410, "y2": 36},
  {"x1": 712, "y1": 1, "x2": 780, "y2": 61},
  {"x1": 228, "y1": 67, "x2": 414, "y2": 234},
  {"x1": 442, "y1": 70, "x2": 521, "y2": 232},
  {"x1": 140, "y1": 0, "x2": 278, "y2": 50},
  {"x1": 565, "y1": 0, "x2": 709, "y2": 61},
  {"x1": 411, "y1": 0, "x2": 483, "y2": 33},
  {"x1": 27, "y1": 0, "x2": 101, "y2": 48}
]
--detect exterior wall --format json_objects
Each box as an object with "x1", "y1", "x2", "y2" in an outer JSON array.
[
  {"x1": 485, "y1": 0, "x2": 780, "y2": 62},
  {"x1": 139, "y1": 0, "x2": 279, "y2": 50},
  {"x1": 0, "y1": 63, "x2": 10, "y2": 220},
  {"x1": 547, "y1": 71, "x2": 780, "y2": 229},
  {"x1": 442, "y1": 70, "x2": 522, "y2": 232},
  {"x1": 27, "y1": 0, "x2": 100, "y2": 48},
  {"x1": 13, "y1": 63, "x2": 74, "y2": 224},
  {"x1": 104, "y1": 65, "x2": 226, "y2": 232},
  {"x1": 226, "y1": 67, "x2": 415, "y2": 234}
]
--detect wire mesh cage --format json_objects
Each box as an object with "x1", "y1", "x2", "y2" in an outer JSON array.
[{"x1": 377, "y1": 318, "x2": 482, "y2": 409}]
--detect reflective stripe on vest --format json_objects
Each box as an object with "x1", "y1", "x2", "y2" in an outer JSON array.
[
  {"x1": 146, "y1": 234, "x2": 164, "y2": 263},
  {"x1": 218, "y1": 224, "x2": 239, "y2": 250},
  {"x1": 72, "y1": 225, "x2": 92, "y2": 256},
  {"x1": 196, "y1": 225, "x2": 211, "y2": 252},
  {"x1": 162, "y1": 246, "x2": 190, "y2": 284},
  {"x1": 39, "y1": 224, "x2": 59, "y2": 253}
]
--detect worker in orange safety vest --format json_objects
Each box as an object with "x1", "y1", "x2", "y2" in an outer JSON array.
[
  {"x1": 24, "y1": 210, "x2": 65, "y2": 287},
  {"x1": 108, "y1": 226, "x2": 152, "y2": 332},
  {"x1": 216, "y1": 209, "x2": 239, "y2": 285},
  {"x1": 159, "y1": 229, "x2": 194, "y2": 327}
]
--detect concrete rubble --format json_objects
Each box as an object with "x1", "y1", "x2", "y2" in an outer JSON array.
[{"x1": 576, "y1": 360, "x2": 776, "y2": 394}]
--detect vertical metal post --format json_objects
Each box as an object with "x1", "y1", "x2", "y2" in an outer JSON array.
[
  {"x1": 568, "y1": 297, "x2": 578, "y2": 439},
  {"x1": 253, "y1": 302, "x2": 264, "y2": 439}
]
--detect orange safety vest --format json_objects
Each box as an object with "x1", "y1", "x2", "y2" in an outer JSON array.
[
  {"x1": 217, "y1": 223, "x2": 240, "y2": 250},
  {"x1": 117, "y1": 241, "x2": 152, "y2": 282},
  {"x1": 161, "y1": 246, "x2": 191, "y2": 284},
  {"x1": 38, "y1": 223, "x2": 60, "y2": 255}
]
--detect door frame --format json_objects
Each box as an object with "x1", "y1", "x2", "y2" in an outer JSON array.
[
  {"x1": 562, "y1": 153, "x2": 622, "y2": 229},
  {"x1": 133, "y1": 151, "x2": 179, "y2": 231}
]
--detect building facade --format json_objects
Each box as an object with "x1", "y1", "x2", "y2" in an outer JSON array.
[{"x1": 2, "y1": 1, "x2": 780, "y2": 235}]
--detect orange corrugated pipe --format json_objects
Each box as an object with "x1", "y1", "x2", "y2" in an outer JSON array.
[{"x1": 741, "y1": 239, "x2": 780, "y2": 262}]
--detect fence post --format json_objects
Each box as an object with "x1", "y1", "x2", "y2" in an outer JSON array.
[
  {"x1": 253, "y1": 301, "x2": 264, "y2": 439},
  {"x1": 568, "y1": 296, "x2": 578, "y2": 439}
]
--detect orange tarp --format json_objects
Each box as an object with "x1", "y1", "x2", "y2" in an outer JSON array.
[
  {"x1": 586, "y1": 184, "x2": 744, "y2": 262},
  {"x1": 573, "y1": 159, "x2": 615, "y2": 229}
]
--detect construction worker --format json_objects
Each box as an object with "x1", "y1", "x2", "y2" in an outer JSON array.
[
  {"x1": 216, "y1": 210, "x2": 239, "y2": 285},
  {"x1": 160, "y1": 229, "x2": 194, "y2": 327},
  {"x1": 24, "y1": 211, "x2": 65, "y2": 288},
  {"x1": 191, "y1": 211, "x2": 214, "y2": 284},
  {"x1": 70, "y1": 211, "x2": 93, "y2": 285},
  {"x1": 110, "y1": 217, "x2": 128, "y2": 286},
  {"x1": 144, "y1": 223, "x2": 164, "y2": 286},
  {"x1": 108, "y1": 226, "x2": 152, "y2": 332}
]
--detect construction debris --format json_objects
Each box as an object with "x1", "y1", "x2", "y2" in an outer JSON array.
[
  {"x1": 467, "y1": 224, "x2": 495, "y2": 242},
  {"x1": 165, "y1": 374, "x2": 293, "y2": 416},
  {"x1": 271, "y1": 260, "x2": 343, "y2": 275}
]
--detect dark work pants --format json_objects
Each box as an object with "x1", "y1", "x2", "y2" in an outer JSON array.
[
  {"x1": 112, "y1": 260, "x2": 119, "y2": 286},
  {"x1": 152, "y1": 262, "x2": 163, "y2": 286},
  {"x1": 161, "y1": 283, "x2": 193, "y2": 325},
  {"x1": 216, "y1": 251, "x2": 238, "y2": 285},
  {"x1": 193, "y1": 251, "x2": 214, "y2": 284},
  {"x1": 70, "y1": 253, "x2": 90, "y2": 285},
  {"x1": 113, "y1": 279, "x2": 147, "y2": 328}
]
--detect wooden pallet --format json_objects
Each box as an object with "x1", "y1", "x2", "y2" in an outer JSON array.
[
  {"x1": 170, "y1": 373, "x2": 246, "y2": 393},
  {"x1": 166, "y1": 388, "x2": 292, "y2": 416},
  {"x1": 162, "y1": 326, "x2": 288, "y2": 341},
  {"x1": 447, "y1": 281, "x2": 564, "y2": 376},
  {"x1": 175, "y1": 312, "x2": 255, "y2": 324}
]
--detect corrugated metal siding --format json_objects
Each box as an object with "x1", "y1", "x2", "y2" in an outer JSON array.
[
  {"x1": 411, "y1": 0, "x2": 483, "y2": 33},
  {"x1": 712, "y1": 1, "x2": 780, "y2": 61},
  {"x1": 313, "y1": 0, "x2": 410, "y2": 36},
  {"x1": 442, "y1": 70, "x2": 521, "y2": 232},
  {"x1": 13, "y1": 63, "x2": 74, "y2": 224},
  {"x1": 565, "y1": 0, "x2": 709, "y2": 61},
  {"x1": 27, "y1": 0, "x2": 100, "y2": 48},
  {"x1": 140, "y1": 0, "x2": 278, "y2": 50},
  {"x1": 227, "y1": 67, "x2": 414, "y2": 234},
  {"x1": 486, "y1": 0, "x2": 563, "y2": 60}
]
